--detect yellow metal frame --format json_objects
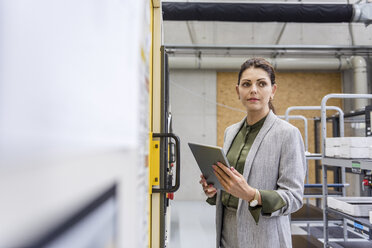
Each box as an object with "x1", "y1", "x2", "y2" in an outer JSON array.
[
  {"x1": 149, "y1": 1, "x2": 162, "y2": 248},
  {"x1": 150, "y1": 138, "x2": 160, "y2": 189}
]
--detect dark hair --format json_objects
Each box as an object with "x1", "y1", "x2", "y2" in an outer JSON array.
[{"x1": 237, "y1": 57, "x2": 276, "y2": 114}]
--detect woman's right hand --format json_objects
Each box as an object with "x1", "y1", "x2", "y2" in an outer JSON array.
[{"x1": 199, "y1": 174, "x2": 217, "y2": 198}]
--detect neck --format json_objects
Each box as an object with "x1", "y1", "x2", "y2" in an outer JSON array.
[{"x1": 246, "y1": 109, "x2": 270, "y2": 125}]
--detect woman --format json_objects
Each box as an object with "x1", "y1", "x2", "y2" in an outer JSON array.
[{"x1": 200, "y1": 58, "x2": 306, "y2": 248}]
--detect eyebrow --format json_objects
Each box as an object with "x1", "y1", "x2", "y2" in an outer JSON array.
[{"x1": 241, "y1": 78, "x2": 267, "y2": 82}]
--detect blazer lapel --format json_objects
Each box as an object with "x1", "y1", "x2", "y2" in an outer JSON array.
[
  {"x1": 237, "y1": 110, "x2": 277, "y2": 210},
  {"x1": 222, "y1": 117, "x2": 246, "y2": 154}
]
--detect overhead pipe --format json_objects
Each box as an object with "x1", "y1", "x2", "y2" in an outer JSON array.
[
  {"x1": 353, "y1": 4, "x2": 372, "y2": 26},
  {"x1": 168, "y1": 56, "x2": 352, "y2": 71},
  {"x1": 165, "y1": 44, "x2": 372, "y2": 51},
  {"x1": 163, "y1": 2, "x2": 372, "y2": 25}
]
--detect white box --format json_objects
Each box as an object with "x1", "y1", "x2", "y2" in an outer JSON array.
[
  {"x1": 326, "y1": 137, "x2": 372, "y2": 158},
  {"x1": 328, "y1": 197, "x2": 372, "y2": 217},
  {"x1": 325, "y1": 138, "x2": 342, "y2": 157},
  {"x1": 340, "y1": 147, "x2": 369, "y2": 158},
  {"x1": 325, "y1": 147, "x2": 335, "y2": 157},
  {"x1": 341, "y1": 137, "x2": 372, "y2": 148},
  {"x1": 326, "y1": 137, "x2": 342, "y2": 148},
  {"x1": 325, "y1": 147, "x2": 342, "y2": 157},
  {"x1": 326, "y1": 137, "x2": 372, "y2": 148}
]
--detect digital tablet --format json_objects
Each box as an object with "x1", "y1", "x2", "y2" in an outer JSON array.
[{"x1": 188, "y1": 142, "x2": 231, "y2": 190}]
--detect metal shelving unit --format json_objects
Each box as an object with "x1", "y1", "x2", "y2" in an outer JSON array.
[
  {"x1": 282, "y1": 109, "x2": 346, "y2": 226},
  {"x1": 328, "y1": 208, "x2": 372, "y2": 238},
  {"x1": 281, "y1": 112, "x2": 343, "y2": 248},
  {"x1": 306, "y1": 153, "x2": 323, "y2": 160},
  {"x1": 322, "y1": 158, "x2": 372, "y2": 247},
  {"x1": 285, "y1": 106, "x2": 347, "y2": 201},
  {"x1": 321, "y1": 94, "x2": 372, "y2": 248},
  {"x1": 322, "y1": 158, "x2": 372, "y2": 171}
]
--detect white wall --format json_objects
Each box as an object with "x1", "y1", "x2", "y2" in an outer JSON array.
[{"x1": 170, "y1": 69, "x2": 217, "y2": 201}]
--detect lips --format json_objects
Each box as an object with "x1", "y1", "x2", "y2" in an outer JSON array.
[{"x1": 248, "y1": 98, "x2": 259, "y2": 102}]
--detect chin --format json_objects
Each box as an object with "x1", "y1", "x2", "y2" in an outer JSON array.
[
  {"x1": 246, "y1": 108, "x2": 262, "y2": 113},
  {"x1": 246, "y1": 105, "x2": 262, "y2": 111},
  {"x1": 246, "y1": 106, "x2": 268, "y2": 114}
]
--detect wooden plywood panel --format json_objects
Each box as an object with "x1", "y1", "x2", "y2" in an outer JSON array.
[{"x1": 217, "y1": 71, "x2": 342, "y2": 184}]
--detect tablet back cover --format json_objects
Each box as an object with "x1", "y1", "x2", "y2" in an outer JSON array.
[{"x1": 188, "y1": 142, "x2": 230, "y2": 190}]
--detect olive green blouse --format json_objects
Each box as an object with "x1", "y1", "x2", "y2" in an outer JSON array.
[{"x1": 206, "y1": 116, "x2": 286, "y2": 224}]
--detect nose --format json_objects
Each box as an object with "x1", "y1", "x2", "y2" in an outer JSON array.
[{"x1": 250, "y1": 83, "x2": 258, "y2": 94}]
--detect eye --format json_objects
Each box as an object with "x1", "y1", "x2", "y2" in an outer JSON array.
[
  {"x1": 258, "y1": 81, "x2": 267, "y2": 87},
  {"x1": 241, "y1": 82, "x2": 250, "y2": 87}
]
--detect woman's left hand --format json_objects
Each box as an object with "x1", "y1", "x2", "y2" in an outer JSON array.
[{"x1": 213, "y1": 162, "x2": 255, "y2": 202}]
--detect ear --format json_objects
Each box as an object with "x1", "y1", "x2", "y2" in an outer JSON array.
[
  {"x1": 271, "y1": 84, "x2": 277, "y2": 99},
  {"x1": 236, "y1": 84, "x2": 240, "y2": 99}
]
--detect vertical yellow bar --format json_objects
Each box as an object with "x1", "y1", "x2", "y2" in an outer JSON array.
[
  {"x1": 149, "y1": 1, "x2": 161, "y2": 248},
  {"x1": 148, "y1": 1, "x2": 153, "y2": 247}
]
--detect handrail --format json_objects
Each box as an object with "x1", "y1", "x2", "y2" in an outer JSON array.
[
  {"x1": 304, "y1": 183, "x2": 349, "y2": 188},
  {"x1": 320, "y1": 94, "x2": 372, "y2": 158},
  {"x1": 285, "y1": 105, "x2": 344, "y2": 137},
  {"x1": 278, "y1": 115, "x2": 308, "y2": 151}
]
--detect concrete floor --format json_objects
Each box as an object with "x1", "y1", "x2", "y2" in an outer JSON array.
[
  {"x1": 168, "y1": 200, "x2": 310, "y2": 248},
  {"x1": 168, "y1": 201, "x2": 371, "y2": 248},
  {"x1": 169, "y1": 200, "x2": 215, "y2": 248}
]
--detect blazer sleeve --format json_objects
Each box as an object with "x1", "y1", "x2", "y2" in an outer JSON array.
[{"x1": 263, "y1": 126, "x2": 306, "y2": 217}]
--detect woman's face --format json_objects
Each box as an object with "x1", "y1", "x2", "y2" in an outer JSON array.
[{"x1": 236, "y1": 67, "x2": 277, "y2": 114}]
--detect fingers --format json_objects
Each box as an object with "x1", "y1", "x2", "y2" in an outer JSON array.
[
  {"x1": 199, "y1": 177, "x2": 206, "y2": 185},
  {"x1": 200, "y1": 174, "x2": 216, "y2": 197},
  {"x1": 200, "y1": 178, "x2": 217, "y2": 197},
  {"x1": 213, "y1": 163, "x2": 232, "y2": 183},
  {"x1": 214, "y1": 166, "x2": 229, "y2": 190},
  {"x1": 216, "y1": 162, "x2": 234, "y2": 177},
  {"x1": 230, "y1": 166, "x2": 242, "y2": 177},
  {"x1": 199, "y1": 175, "x2": 208, "y2": 187},
  {"x1": 213, "y1": 164, "x2": 246, "y2": 192},
  {"x1": 204, "y1": 184, "x2": 217, "y2": 197}
]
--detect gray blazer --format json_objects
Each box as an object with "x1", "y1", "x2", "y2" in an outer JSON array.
[{"x1": 215, "y1": 110, "x2": 306, "y2": 248}]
